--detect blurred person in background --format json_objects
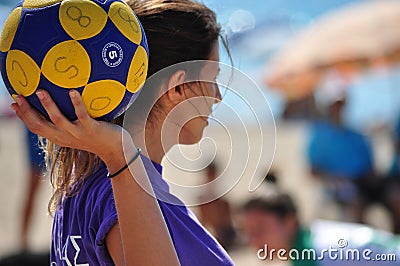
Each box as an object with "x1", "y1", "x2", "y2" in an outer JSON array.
[
  {"x1": 21, "y1": 128, "x2": 45, "y2": 250},
  {"x1": 307, "y1": 88, "x2": 375, "y2": 224},
  {"x1": 380, "y1": 115, "x2": 400, "y2": 234},
  {"x1": 0, "y1": 129, "x2": 49, "y2": 265},
  {"x1": 240, "y1": 180, "x2": 400, "y2": 266},
  {"x1": 282, "y1": 95, "x2": 320, "y2": 120},
  {"x1": 198, "y1": 162, "x2": 237, "y2": 251},
  {"x1": 240, "y1": 182, "x2": 317, "y2": 266}
]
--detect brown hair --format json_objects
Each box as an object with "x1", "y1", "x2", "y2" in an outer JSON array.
[
  {"x1": 46, "y1": 0, "x2": 227, "y2": 213},
  {"x1": 242, "y1": 193, "x2": 298, "y2": 219},
  {"x1": 127, "y1": 0, "x2": 224, "y2": 76}
]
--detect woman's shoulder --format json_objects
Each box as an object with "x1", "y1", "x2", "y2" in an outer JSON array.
[
  {"x1": 79, "y1": 163, "x2": 115, "y2": 215},
  {"x1": 58, "y1": 162, "x2": 115, "y2": 225},
  {"x1": 52, "y1": 162, "x2": 117, "y2": 265}
]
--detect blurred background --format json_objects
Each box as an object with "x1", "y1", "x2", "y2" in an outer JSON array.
[{"x1": 1, "y1": 0, "x2": 400, "y2": 265}]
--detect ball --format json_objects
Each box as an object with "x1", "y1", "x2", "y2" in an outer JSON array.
[{"x1": 0, "y1": 0, "x2": 149, "y2": 121}]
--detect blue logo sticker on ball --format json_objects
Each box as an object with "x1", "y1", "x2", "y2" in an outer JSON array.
[{"x1": 102, "y1": 42, "x2": 123, "y2": 68}]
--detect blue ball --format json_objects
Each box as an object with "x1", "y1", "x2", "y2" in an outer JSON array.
[{"x1": 0, "y1": 0, "x2": 149, "y2": 121}]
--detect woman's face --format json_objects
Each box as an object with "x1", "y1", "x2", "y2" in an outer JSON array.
[
  {"x1": 241, "y1": 210, "x2": 295, "y2": 252},
  {"x1": 177, "y1": 42, "x2": 221, "y2": 145}
]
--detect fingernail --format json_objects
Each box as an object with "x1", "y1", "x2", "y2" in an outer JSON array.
[
  {"x1": 69, "y1": 90, "x2": 77, "y2": 98},
  {"x1": 69, "y1": 90, "x2": 79, "y2": 99},
  {"x1": 10, "y1": 104, "x2": 17, "y2": 111},
  {"x1": 15, "y1": 96, "x2": 22, "y2": 106},
  {"x1": 36, "y1": 91, "x2": 44, "y2": 100}
]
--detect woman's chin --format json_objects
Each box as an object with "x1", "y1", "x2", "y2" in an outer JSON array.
[
  {"x1": 179, "y1": 135, "x2": 202, "y2": 145},
  {"x1": 179, "y1": 130, "x2": 206, "y2": 145},
  {"x1": 179, "y1": 119, "x2": 208, "y2": 145}
]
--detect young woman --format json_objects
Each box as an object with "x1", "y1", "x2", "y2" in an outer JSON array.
[{"x1": 11, "y1": 0, "x2": 234, "y2": 265}]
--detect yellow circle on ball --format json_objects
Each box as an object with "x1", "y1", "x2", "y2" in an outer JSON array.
[
  {"x1": 0, "y1": 7, "x2": 22, "y2": 52},
  {"x1": 59, "y1": 0, "x2": 107, "y2": 40},
  {"x1": 23, "y1": 0, "x2": 62, "y2": 8},
  {"x1": 108, "y1": 1, "x2": 142, "y2": 45},
  {"x1": 6, "y1": 50, "x2": 40, "y2": 96},
  {"x1": 82, "y1": 80, "x2": 126, "y2": 118},
  {"x1": 41, "y1": 40, "x2": 91, "y2": 88},
  {"x1": 126, "y1": 46, "x2": 148, "y2": 93}
]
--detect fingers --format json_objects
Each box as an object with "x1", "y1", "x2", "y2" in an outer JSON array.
[
  {"x1": 69, "y1": 90, "x2": 92, "y2": 126},
  {"x1": 11, "y1": 95, "x2": 58, "y2": 137},
  {"x1": 36, "y1": 90, "x2": 72, "y2": 130},
  {"x1": 11, "y1": 91, "x2": 99, "y2": 150}
]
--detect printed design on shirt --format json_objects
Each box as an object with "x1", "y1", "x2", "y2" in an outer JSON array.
[{"x1": 53, "y1": 235, "x2": 89, "y2": 266}]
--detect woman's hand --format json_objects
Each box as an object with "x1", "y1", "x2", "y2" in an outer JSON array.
[
  {"x1": 11, "y1": 90, "x2": 127, "y2": 168},
  {"x1": 12, "y1": 90, "x2": 181, "y2": 265}
]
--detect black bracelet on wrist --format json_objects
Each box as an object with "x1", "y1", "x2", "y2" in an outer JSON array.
[{"x1": 107, "y1": 148, "x2": 142, "y2": 179}]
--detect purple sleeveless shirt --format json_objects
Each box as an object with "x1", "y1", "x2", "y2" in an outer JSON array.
[{"x1": 50, "y1": 156, "x2": 234, "y2": 265}]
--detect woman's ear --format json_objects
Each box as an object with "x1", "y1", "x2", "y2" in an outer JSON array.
[{"x1": 166, "y1": 70, "x2": 186, "y2": 104}]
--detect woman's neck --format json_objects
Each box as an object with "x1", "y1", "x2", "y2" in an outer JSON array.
[{"x1": 131, "y1": 121, "x2": 179, "y2": 165}]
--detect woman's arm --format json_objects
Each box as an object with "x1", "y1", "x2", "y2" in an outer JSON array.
[
  {"x1": 103, "y1": 135, "x2": 180, "y2": 266},
  {"x1": 11, "y1": 90, "x2": 180, "y2": 266}
]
